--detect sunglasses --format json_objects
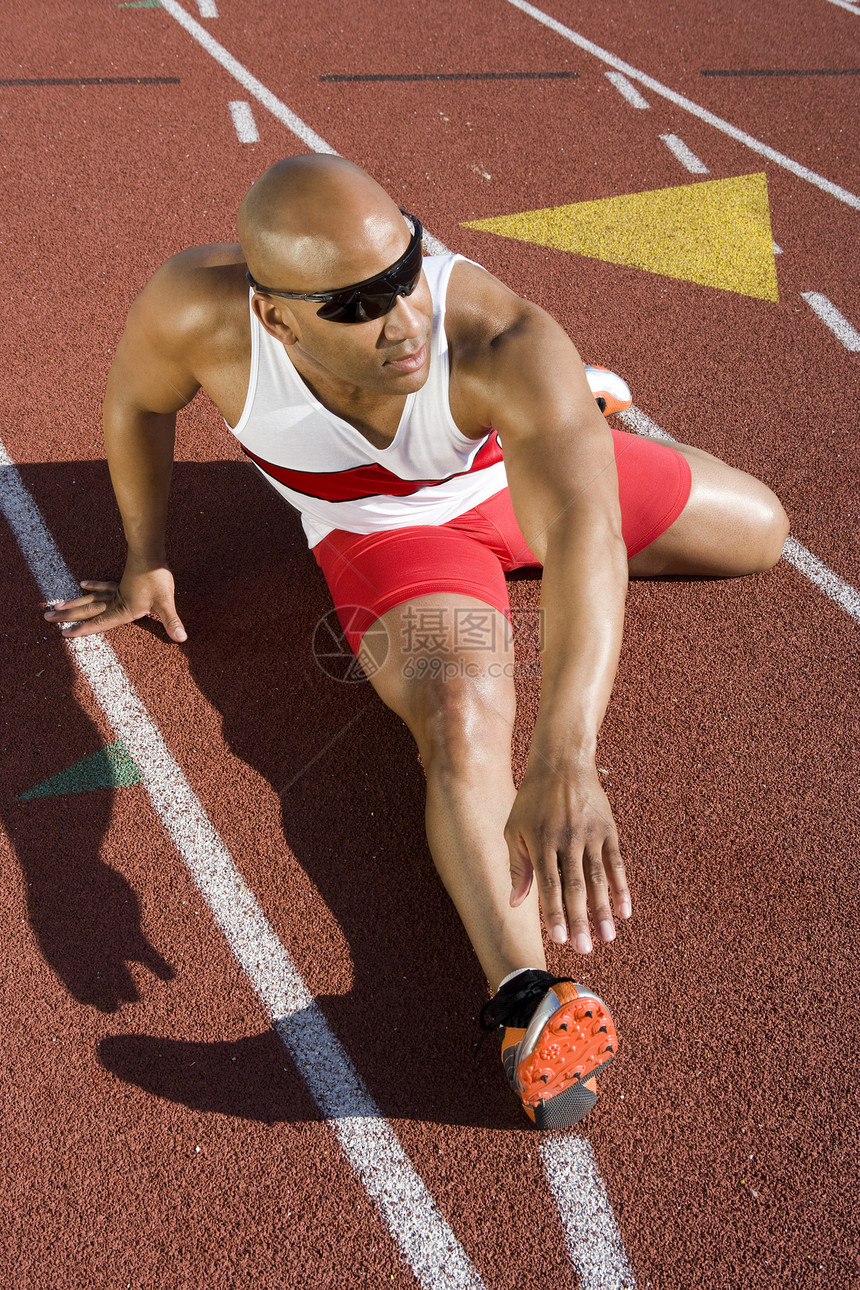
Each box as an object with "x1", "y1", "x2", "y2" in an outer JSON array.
[{"x1": 246, "y1": 209, "x2": 424, "y2": 324}]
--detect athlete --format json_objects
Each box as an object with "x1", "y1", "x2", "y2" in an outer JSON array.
[{"x1": 44, "y1": 156, "x2": 789, "y2": 1129}]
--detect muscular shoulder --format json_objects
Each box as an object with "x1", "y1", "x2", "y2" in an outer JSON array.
[
  {"x1": 444, "y1": 258, "x2": 573, "y2": 434},
  {"x1": 445, "y1": 259, "x2": 531, "y2": 356},
  {"x1": 130, "y1": 243, "x2": 249, "y2": 364},
  {"x1": 108, "y1": 244, "x2": 251, "y2": 417}
]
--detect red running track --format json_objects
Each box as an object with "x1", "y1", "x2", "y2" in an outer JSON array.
[{"x1": 1, "y1": 1, "x2": 858, "y2": 1287}]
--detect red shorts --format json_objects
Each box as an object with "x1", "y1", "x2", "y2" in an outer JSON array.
[{"x1": 313, "y1": 427, "x2": 691, "y2": 654}]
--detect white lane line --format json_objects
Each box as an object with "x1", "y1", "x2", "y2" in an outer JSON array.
[
  {"x1": 605, "y1": 71, "x2": 650, "y2": 109},
  {"x1": 825, "y1": 0, "x2": 860, "y2": 14},
  {"x1": 0, "y1": 441, "x2": 485, "y2": 1290},
  {"x1": 800, "y1": 291, "x2": 860, "y2": 350},
  {"x1": 194, "y1": 0, "x2": 218, "y2": 16},
  {"x1": 159, "y1": 0, "x2": 336, "y2": 154},
  {"x1": 504, "y1": 0, "x2": 860, "y2": 210},
  {"x1": 659, "y1": 133, "x2": 709, "y2": 173},
  {"x1": 158, "y1": 0, "x2": 451, "y2": 255},
  {"x1": 228, "y1": 100, "x2": 259, "y2": 143},
  {"x1": 542, "y1": 1139, "x2": 636, "y2": 1290},
  {"x1": 618, "y1": 405, "x2": 860, "y2": 624},
  {"x1": 781, "y1": 537, "x2": 860, "y2": 622},
  {"x1": 773, "y1": 241, "x2": 783, "y2": 254},
  {"x1": 617, "y1": 406, "x2": 676, "y2": 442}
]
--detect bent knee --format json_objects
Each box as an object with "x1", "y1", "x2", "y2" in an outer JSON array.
[
  {"x1": 752, "y1": 491, "x2": 790, "y2": 572},
  {"x1": 408, "y1": 672, "x2": 515, "y2": 773}
]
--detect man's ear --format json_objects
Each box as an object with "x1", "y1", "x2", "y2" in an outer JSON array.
[{"x1": 251, "y1": 294, "x2": 299, "y2": 346}]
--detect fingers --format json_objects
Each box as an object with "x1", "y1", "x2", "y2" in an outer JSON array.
[
  {"x1": 507, "y1": 832, "x2": 535, "y2": 908},
  {"x1": 50, "y1": 603, "x2": 131, "y2": 638},
  {"x1": 561, "y1": 841, "x2": 596, "y2": 952},
  {"x1": 603, "y1": 835, "x2": 632, "y2": 921},
  {"x1": 539, "y1": 848, "x2": 578, "y2": 948},
  {"x1": 42, "y1": 578, "x2": 187, "y2": 642},
  {"x1": 561, "y1": 830, "x2": 632, "y2": 952},
  {"x1": 158, "y1": 607, "x2": 187, "y2": 643},
  {"x1": 44, "y1": 582, "x2": 119, "y2": 619},
  {"x1": 142, "y1": 592, "x2": 188, "y2": 642},
  {"x1": 44, "y1": 594, "x2": 109, "y2": 623},
  {"x1": 44, "y1": 584, "x2": 121, "y2": 637},
  {"x1": 532, "y1": 843, "x2": 595, "y2": 951},
  {"x1": 55, "y1": 611, "x2": 128, "y2": 639},
  {"x1": 507, "y1": 770, "x2": 633, "y2": 956},
  {"x1": 581, "y1": 839, "x2": 615, "y2": 947},
  {"x1": 522, "y1": 829, "x2": 631, "y2": 955}
]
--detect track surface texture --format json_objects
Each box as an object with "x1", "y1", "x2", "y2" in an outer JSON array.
[{"x1": 1, "y1": 2, "x2": 858, "y2": 1287}]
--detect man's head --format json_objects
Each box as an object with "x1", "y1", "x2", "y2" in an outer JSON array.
[{"x1": 237, "y1": 156, "x2": 432, "y2": 395}]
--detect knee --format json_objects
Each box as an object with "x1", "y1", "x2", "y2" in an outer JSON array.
[
  {"x1": 409, "y1": 672, "x2": 515, "y2": 777},
  {"x1": 752, "y1": 491, "x2": 791, "y2": 572}
]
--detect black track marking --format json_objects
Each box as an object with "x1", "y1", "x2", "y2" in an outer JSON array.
[
  {"x1": 0, "y1": 76, "x2": 181, "y2": 86},
  {"x1": 701, "y1": 68, "x2": 860, "y2": 76}
]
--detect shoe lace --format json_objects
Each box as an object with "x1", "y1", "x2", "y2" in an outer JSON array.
[{"x1": 474, "y1": 971, "x2": 573, "y2": 1056}]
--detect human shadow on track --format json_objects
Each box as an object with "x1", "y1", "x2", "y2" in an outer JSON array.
[
  {"x1": 2, "y1": 465, "x2": 174, "y2": 1012},
  {"x1": 13, "y1": 459, "x2": 526, "y2": 1128}
]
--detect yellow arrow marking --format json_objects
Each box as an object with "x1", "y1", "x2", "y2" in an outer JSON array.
[{"x1": 462, "y1": 173, "x2": 779, "y2": 301}]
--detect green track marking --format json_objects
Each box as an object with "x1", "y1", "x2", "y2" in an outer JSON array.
[
  {"x1": 16, "y1": 739, "x2": 142, "y2": 800},
  {"x1": 117, "y1": 2, "x2": 162, "y2": 9}
]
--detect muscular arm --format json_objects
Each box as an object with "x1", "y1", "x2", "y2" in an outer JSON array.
[
  {"x1": 455, "y1": 265, "x2": 632, "y2": 950},
  {"x1": 45, "y1": 256, "x2": 204, "y2": 639},
  {"x1": 496, "y1": 311, "x2": 626, "y2": 748}
]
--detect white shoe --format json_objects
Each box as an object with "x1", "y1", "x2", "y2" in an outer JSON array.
[{"x1": 584, "y1": 364, "x2": 632, "y2": 416}]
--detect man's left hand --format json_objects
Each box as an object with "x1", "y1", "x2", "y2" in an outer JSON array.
[{"x1": 505, "y1": 762, "x2": 632, "y2": 952}]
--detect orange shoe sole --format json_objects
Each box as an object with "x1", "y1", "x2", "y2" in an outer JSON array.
[{"x1": 517, "y1": 990, "x2": 617, "y2": 1128}]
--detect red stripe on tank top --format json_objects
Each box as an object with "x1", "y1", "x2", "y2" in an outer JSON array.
[{"x1": 239, "y1": 431, "x2": 503, "y2": 502}]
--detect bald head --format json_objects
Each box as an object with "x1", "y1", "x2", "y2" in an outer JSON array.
[{"x1": 238, "y1": 156, "x2": 408, "y2": 292}]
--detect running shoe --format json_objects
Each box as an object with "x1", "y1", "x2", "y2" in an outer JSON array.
[
  {"x1": 478, "y1": 970, "x2": 617, "y2": 1129},
  {"x1": 584, "y1": 364, "x2": 633, "y2": 417}
]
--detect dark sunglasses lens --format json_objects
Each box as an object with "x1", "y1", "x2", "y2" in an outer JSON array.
[
  {"x1": 316, "y1": 291, "x2": 390, "y2": 323},
  {"x1": 317, "y1": 259, "x2": 422, "y2": 324}
]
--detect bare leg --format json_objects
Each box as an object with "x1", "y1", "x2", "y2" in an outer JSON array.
[
  {"x1": 628, "y1": 438, "x2": 790, "y2": 577},
  {"x1": 355, "y1": 445, "x2": 788, "y2": 986},
  {"x1": 366, "y1": 594, "x2": 545, "y2": 991}
]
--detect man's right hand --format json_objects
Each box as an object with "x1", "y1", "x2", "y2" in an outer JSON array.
[{"x1": 43, "y1": 566, "x2": 187, "y2": 642}]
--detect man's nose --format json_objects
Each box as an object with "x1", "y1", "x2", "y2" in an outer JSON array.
[{"x1": 382, "y1": 291, "x2": 425, "y2": 341}]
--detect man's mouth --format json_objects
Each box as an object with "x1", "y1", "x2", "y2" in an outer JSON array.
[{"x1": 384, "y1": 344, "x2": 428, "y2": 374}]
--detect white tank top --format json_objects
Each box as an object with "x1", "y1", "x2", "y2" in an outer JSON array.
[{"x1": 226, "y1": 253, "x2": 507, "y2": 547}]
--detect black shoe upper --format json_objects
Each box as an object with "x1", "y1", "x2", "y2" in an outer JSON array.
[{"x1": 475, "y1": 970, "x2": 574, "y2": 1053}]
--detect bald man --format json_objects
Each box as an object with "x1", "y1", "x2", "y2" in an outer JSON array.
[{"x1": 46, "y1": 156, "x2": 789, "y2": 1130}]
